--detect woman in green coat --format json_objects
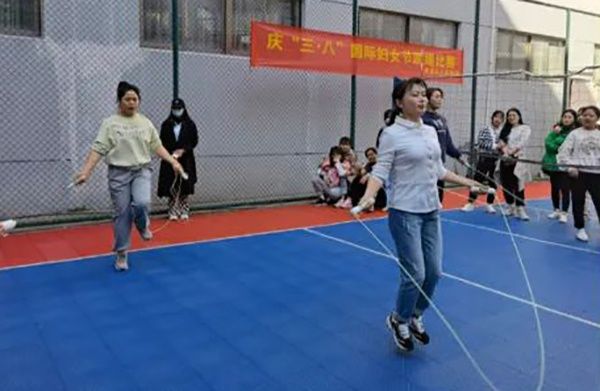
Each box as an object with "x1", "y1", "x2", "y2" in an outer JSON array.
[{"x1": 542, "y1": 109, "x2": 579, "y2": 222}]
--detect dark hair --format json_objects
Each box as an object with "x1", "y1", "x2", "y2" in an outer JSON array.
[
  {"x1": 117, "y1": 81, "x2": 140, "y2": 102},
  {"x1": 338, "y1": 136, "x2": 351, "y2": 146},
  {"x1": 364, "y1": 147, "x2": 377, "y2": 157},
  {"x1": 558, "y1": 109, "x2": 579, "y2": 129},
  {"x1": 328, "y1": 146, "x2": 343, "y2": 166},
  {"x1": 499, "y1": 108, "x2": 524, "y2": 142},
  {"x1": 388, "y1": 77, "x2": 428, "y2": 124},
  {"x1": 579, "y1": 105, "x2": 600, "y2": 119},
  {"x1": 426, "y1": 87, "x2": 444, "y2": 100},
  {"x1": 383, "y1": 109, "x2": 394, "y2": 121},
  {"x1": 491, "y1": 110, "x2": 504, "y2": 120}
]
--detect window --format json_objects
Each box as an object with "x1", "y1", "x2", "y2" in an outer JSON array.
[
  {"x1": 140, "y1": 0, "x2": 301, "y2": 55},
  {"x1": 496, "y1": 30, "x2": 565, "y2": 74},
  {"x1": 0, "y1": 0, "x2": 42, "y2": 37},
  {"x1": 408, "y1": 16, "x2": 456, "y2": 48},
  {"x1": 594, "y1": 45, "x2": 600, "y2": 86},
  {"x1": 359, "y1": 8, "x2": 457, "y2": 49},
  {"x1": 359, "y1": 9, "x2": 406, "y2": 42}
]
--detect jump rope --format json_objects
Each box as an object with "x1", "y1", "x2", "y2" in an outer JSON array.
[
  {"x1": 65, "y1": 157, "x2": 189, "y2": 235},
  {"x1": 345, "y1": 156, "x2": 576, "y2": 391},
  {"x1": 7, "y1": 144, "x2": 593, "y2": 389}
]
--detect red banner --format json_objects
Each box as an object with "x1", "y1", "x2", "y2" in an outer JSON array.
[{"x1": 251, "y1": 22, "x2": 463, "y2": 84}]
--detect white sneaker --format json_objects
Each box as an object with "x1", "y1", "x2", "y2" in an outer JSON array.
[
  {"x1": 576, "y1": 229, "x2": 589, "y2": 242},
  {"x1": 547, "y1": 210, "x2": 560, "y2": 219},
  {"x1": 504, "y1": 205, "x2": 515, "y2": 216},
  {"x1": 516, "y1": 206, "x2": 530, "y2": 221},
  {"x1": 485, "y1": 204, "x2": 496, "y2": 214},
  {"x1": 180, "y1": 213, "x2": 189, "y2": 220},
  {"x1": 558, "y1": 212, "x2": 568, "y2": 224},
  {"x1": 168, "y1": 214, "x2": 178, "y2": 221},
  {"x1": 114, "y1": 252, "x2": 129, "y2": 271},
  {"x1": 461, "y1": 203, "x2": 475, "y2": 212}
]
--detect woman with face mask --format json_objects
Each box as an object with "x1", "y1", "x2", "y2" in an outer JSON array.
[{"x1": 157, "y1": 98, "x2": 199, "y2": 220}]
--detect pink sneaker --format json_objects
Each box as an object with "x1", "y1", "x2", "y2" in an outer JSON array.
[{"x1": 340, "y1": 198, "x2": 353, "y2": 209}]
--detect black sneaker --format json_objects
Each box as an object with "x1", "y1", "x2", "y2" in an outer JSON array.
[
  {"x1": 409, "y1": 315, "x2": 430, "y2": 345},
  {"x1": 386, "y1": 313, "x2": 414, "y2": 352}
]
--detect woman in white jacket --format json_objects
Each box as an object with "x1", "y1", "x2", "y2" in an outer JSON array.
[{"x1": 498, "y1": 108, "x2": 531, "y2": 220}]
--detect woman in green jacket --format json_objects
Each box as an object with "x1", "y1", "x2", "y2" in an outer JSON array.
[{"x1": 542, "y1": 109, "x2": 578, "y2": 222}]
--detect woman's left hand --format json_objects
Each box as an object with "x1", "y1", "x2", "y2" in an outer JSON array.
[
  {"x1": 172, "y1": 149, "x2": 184, "y2": 159},
  {"x1": 171, "y1": 160, "x2": 184, "y2": 175}
]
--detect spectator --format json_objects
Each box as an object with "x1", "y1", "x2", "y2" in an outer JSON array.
[
  {"x1": 157, "y1": 98, "x2": 199, "y2": 221},
  {"x1": 542, "y1": 109, "x2": 578, "y2": 223},
  {"x1": 422, "y1": 87, "x2": 463, "y2": 203},
  {"x1": 498, "y1": 108, "x2": 531, "y2": 220},
  {"x1": 349, "y1": 147, "x2": 387, "y2": 209},
  {"x1": 312, "y1": 146, "x2": 347, "y2": 205},
  {"x1": 557, "y1": 105, "x2": 600, "y2": 242},
  {"x1": 376, "y1": 109, "x2": 395, "y2": 149},
  {"x1": 462, "y1": 110, "x2": 504, "y2": 213},
  {"x1": 338, "y1": 136, "x2": 356, "y2": 162}
]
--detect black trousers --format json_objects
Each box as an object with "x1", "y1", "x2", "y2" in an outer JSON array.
[
  {"x1": 468, "y1": 157, "x2": 498, "y2": 204},
  {"x1": 570, "y1": 172, "x2": 600, "y2": 229},
  {"x1": 500, "y1": 162, "x2": 525, "y2": 206},
  {"x1": 543, "y1": 170, "x2": 570, "y2": 212},
  {"x1": 349, "y1": 177, "x2": 387, "y2": 208}
]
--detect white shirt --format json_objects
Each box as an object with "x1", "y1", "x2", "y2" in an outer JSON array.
[
  {"x1": 173, "y1": 123, "x2": 182, "y2": 141},
  {"x1": 371, "y1": 116, "x2": 447, "y2": 213}
]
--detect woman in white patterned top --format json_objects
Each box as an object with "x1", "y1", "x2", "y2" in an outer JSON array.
[{"x1": 557, "y1": 105, "x2": 600, "y2": 242}]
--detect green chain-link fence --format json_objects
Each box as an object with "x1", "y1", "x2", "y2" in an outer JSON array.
[{"x1": 1, "y1": 0, "x2": 599, "y2": 227}]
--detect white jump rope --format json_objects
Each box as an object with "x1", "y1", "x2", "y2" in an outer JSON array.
[{"x1": 67, "y1": 162, "x2": 189, "y2": 235}]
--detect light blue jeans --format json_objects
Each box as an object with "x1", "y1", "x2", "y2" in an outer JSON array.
[
  {"x1": 108, "y1": 165, "x2": 152, "y2": 252},
  {"x1": 388, "y1": 208, "x2": 442, "y2": 322}
]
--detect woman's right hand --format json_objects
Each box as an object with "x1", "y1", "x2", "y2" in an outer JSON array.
[
  {"x1": 567, "y1": 167, "x2": 578, "y2": 178},
  {"x1": 74, "y1": 171, "x2": 89, "y2": 185}
]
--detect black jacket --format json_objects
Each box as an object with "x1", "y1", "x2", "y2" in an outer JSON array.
[{"x1": 157, "y1": 116, "x2": 199, "y2": 197}]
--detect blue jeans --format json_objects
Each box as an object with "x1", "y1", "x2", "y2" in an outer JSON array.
[
  {"x1": 108, "y1": 165, "x2": 152, "y2": 252},
  {"x1": 388, "y1": 208, "x2": 442, "y2": 322}
]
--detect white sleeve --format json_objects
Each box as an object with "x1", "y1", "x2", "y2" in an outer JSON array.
[{"x1": 556, "y1": 132, "x2": 574, "y2": 165}]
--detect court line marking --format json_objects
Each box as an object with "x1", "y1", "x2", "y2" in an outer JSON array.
[
  {"x1": 3, "y1": 201, "x2": 597, "y2": 271},
  {"x1": 303, "y1": 227, "x2": 600, "y2": 331},
  {"x1": 441, "y1": 217, "x2": 600, "y2": 255}
]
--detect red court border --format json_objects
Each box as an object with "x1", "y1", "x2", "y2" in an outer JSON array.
[{"x1": 0, "y1": 182, "x2": 549, "y2": 269}]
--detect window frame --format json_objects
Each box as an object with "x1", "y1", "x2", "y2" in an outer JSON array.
[
  {"x1": 358, "y1": 7, "x2": 459, "y2": 49},
  {"x1": 139, "y1": 0, "x2": 302, "y2": 55},
  {"x1": 495, "y1": 29, "x2": 566, "y2": 74},
  {"x1": 0, "y1": 0, "x2": 43, "y2": 38}
]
